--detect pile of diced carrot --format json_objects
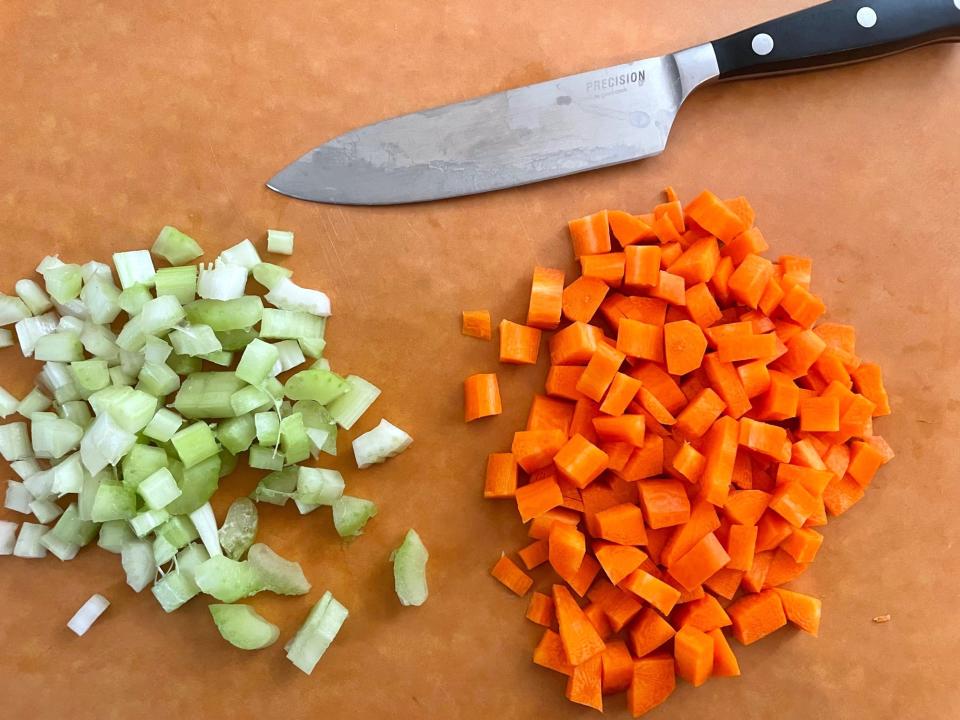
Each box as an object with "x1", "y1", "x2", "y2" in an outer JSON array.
[{"x1": 463, "y1": 188, "x2": 894, "y2": 715}]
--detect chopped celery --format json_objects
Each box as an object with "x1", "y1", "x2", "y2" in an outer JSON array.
[
  {"x1": 50, "y1": 452, "x2": 85, "y2": 494},
  {"x1": 327, "y1": 375, "x2": 381, "y2": 430},
  {"x1": 216, "y1": 414, "x2": 256, "y2": 455},
  {"x1": 90, "y1": 483, "x2": 136, "y2": 522},
  {"x1": 77, "y1": 470, "x2": 104, "y2": 521},
  {"x1": 174, "y1": 372, "x2": 245, "y2": 419},
  {"x1": 158, "y1": 515, "x2": 199, "y2": 549},
  {"x1": 209, "y1": 604, "x2": 279, "y2": 650},
  {"x1": 140, "y1": 295, "x2": 186, "y2": 335},
  {"x1": 113, "y1": 250, "x2": 156, "y2": 289},
  {"x1": 70, "y1": 359, "x2": 110, "y2": 395},
  {"x1": 235, "y1": 338, "x2": 279, "y2": 386},
  {"x1": 41, "y1": 262, "x2": 83, "y2": 304},
  {"x1": 248, "y1": 444, "x2": 284, "y2": 471},
  {"x1": 200, "y1": 349, "x2": 234, "y2": 367},
  {"x1": 194, "y1": 556, "x2": 262, "y2": 602},
  {"x1": 109, "y1": 366, "x2": 134, "y2": 387},
  {"x1": 263, "y1": 377, "x2": 285, "y2": 402},
  {"x1": 115, "y1": 315, "x2": 146, "y2": 352},
  {"x1": 169, "y1": 323, "x2": 222, "y2": 357},
  {"x1": 80, "y1": 322, "x2": 120, "y2": 361},
  {"x1": 218, "y1": 239, "x2": 261, "y2": 269},
  {"x1": 265, "y1": 278, "x2": 331, "y2": 318},
  {"x1": 152, "y1": 226, "x2": 204, "y2": 265},
  {"x1": 0, "y1": 422, "x2": 32, "y2": 461},
  {"x1": 177, "y1": 542, "x2": 210, "y2": 581},
  {"x1": 164, "y1": 455, "x2": 219, "y2": 515},
  {"x1": 137, "y1": 362, "x2": 181, "y2": 396},
  {"x1": 352, "y1": 419, "x2": 412, "y2": 469},
  {"x1": 219, "y1": 448, "x2": 238, "y2": 477},
  {"x1": 218, "y1": 497, "x2": 258, "y2": 560},
  {"x1": 137, "y1": 468, "x2": 182, "y2": 509},
  {"x1": 249, "y1": 467, "x2": 297, "y2": 505},
  {"x1": 391, "y1": 529, "x2": 429, "y2": 607},
  {"x1": 153, "y1": 534, "x2": 179, "y2": 565},
  {"x1": 332, "y1": 496, "x2": 378, "y2": 538},
  {"x1": 120, "y1": 347, "x2": 145, "y2": 378},
  {"x1": 0, "y1": 386, "x2": 16, "y2": 419},
  {"x1": 15, "y1": 312, "x2": 59, "y2": 356},
  {"x1": 144, "y1": 408, "x2": 184, "y2": 442},
  {"x1": 80, "y1": 278, "x2": 122, "y2": 325},
  {"x1": 247, "y1": 543, "x2": 310, "y2": 595},
  {"x1": 40, "y1": 530, "x2": 79, "y2": 561},
  {"x1": 252, "y1": 262, "x2": 292, "y2": 290},
  {"x1": 266, "y1": 229, "x2": 294, "y2": 255},
  {"x1": 31, "y1": 416, "x2": 83, "y2": 459},
  {"x1": 154, "y1": 265, "x2": 198, "y2": 304},
  {"x1": 81, "y1": 260, "x2": 113, "y2": 283},
  {"x1": 118, "y1": 284, "x2": 153, "y2": 316},
  {"x1": 216, "y1": 328, "x2": 259, "y2": 351},
  {"x1": 15, "y1": 279, "x2": 54, "y2": 315},
  {"x1": 296, "y1": 467, "x2": 344, "y2": 506},
  {"x1": 184, "y1": 296, "x2": 263, "y2": 331},
  {"x1": 97, "y1": 519, "x2": 135, "y2": 553},
  {"x1": 58, "y1": 315, "x2": 85, "y2": 334},
  {"x1": 167, "y1": 354, "x2": 202, "y2": 375},
  {"x1": 172, "y1": 421, "x2": 220, "y2": 468},
  {"x1": 67, "y1": 594, "x2": 110, "y2": 636},
  {"x1": 260, "y1": 308, "x2": 326, "y2": 339},
  {"x1": 13, "y1": 522, "x2": 49, "y2": 558},
  {"x1": 254, "y1": 411, "x2": 281, "y2": 445},
  {"x1": 293, "y1": 498, "x2": 319, "y2": 515},
  {"x1": 28, "y1": 498, "x2": 64, "y2": 524},
  {"x1": 121, "y1": 444, "x2": 168, "y2": 489},
  {"x1": 94, "y1": 387, "x2": 156, "y2": 433},
  {"x1": 129, "y1": 508, "x2": 169, "y2": 537},
  {"x1": 279, "y1": 413, "x2": 310, "y2": 464},
  {"x1": 152, "y1": 565, "x2": 201, "y2": 612},
  {"x1": 298, "y1": 337, "x2": 326, "y2": 359},
  {"x1": 273, "y1": 340, "x2": 305, "y2": 374},
  {"x1": 285, "y1": 591, "x2": 348, "y2": 675},
  {"x1": 230, "y1": 384, "x2": 272, "y2": 416},
  {"x1": 144, "y1": 336, "x2": 173, "y2": 364},
  {"x1": 121, "y1": 539, "x2": 155, "y2": 591},
  {"x1": 0, "y1": 521, "x2": 17, "y2": 555},
  {"x1": 198, "y1": 260, "x2": 248, "y2": 301},
  {"x1": 283, "y1": 369, "x2": 349, "y2": 405},
  {"x1": 0, "y1": 294, "x2": 31, "y2": 325},
  {"x1": 4, "y1": 479, "x2": 33, "y2": 514},
  {"x1": 189, "y1": 502, "x2": 222, "y2": 557},
  {"x1": 34, "y1": 332, "x2": 84, "y2": 362}
]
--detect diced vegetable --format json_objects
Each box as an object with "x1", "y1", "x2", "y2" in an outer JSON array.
[
  {"x1": 285, "y1": 591, "x2": 348, "y2": 674},
  {"x1": 0, "y1": 521, "x2": 17, "y2": 555},
  {"x1": 247, "y1": 543, "x2": 311, "y2": 595},
  {"x1": 189, "y1": 502, "x2": 223, "y2": 557},
  {"x1": 13, "y1": 522, "x2": 49, "y2": 558},
  {"x1": 209, "y1": 604, "x2": 280, "y2": 650},
  {"x1": 327, "y1": 375, "x2": 381, "y2": 429},
  {"x1": 67, "y1": 594, "x2": 110, "y2": 636},
  {"x1": 198, "y1": 260, "x2": 249, "y2": 301},
  {"x1": 121, "y1": 540, "x2": 155, "y2": 591},
  {"x1": 113, "y1": 250, "x2": 156, "y2": 289},
  {"x1": 296, "y1": 467, "x2": 344, "y2": 506},
  {"x1": 218, "y1": 239, "x2": 261, "y2": 269},
  {"x1": 194, "y1": 555, "x2": 262, "y2": 602},
  {"x1": 152, "y1": 226, "x2": 204, "y2": 266},
  {"x1": 391, "y1": 529, "x2": 429, "y2": 607},
  {"x1": 352, "y1": 418, "x2": 413, "y2": 469},
  {"x1": 218, "y1": 497, "x2": 258, "y2": 560},
  {"x1": 332, "y1": 496, "x2": 377, "y2": 538},
  {"x1": 264, "y1": 278, "x2": 330, "y2": 317},
  {"x1": 266, "y1": 229, "x2": 294, "y2": 256}
]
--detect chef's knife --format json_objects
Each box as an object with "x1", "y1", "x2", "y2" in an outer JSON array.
[{"x1": 267, "y1": 0, "x2": 960, "y2": 205}]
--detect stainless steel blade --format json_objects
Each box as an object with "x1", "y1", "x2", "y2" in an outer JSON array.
[{"x1": 267, "y1": 43, "x2": 719, "y2": 205}]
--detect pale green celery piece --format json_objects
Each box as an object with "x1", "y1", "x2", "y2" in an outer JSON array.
[
  {"x1": 164, "y1": 455, "x2": 219, "y2": 515},
  {"x1": 297, "y1": 467, "x2": 345, "y2": 505},
  {"x1": 15, "y1": 279, "x2": 54, "y2": 315},
  {"x1": 199, "y1": 350, "x2": 234, "y2": 367},
  {"x1": 158, "y1": 515, "x2": 199, "y2": 549},
  {"x1": 279, "y1": 413, "x2": 310, "y2": 465},
  {"x1": 247, "y1": 444, "x2": 284, "y2": 472},
  {"x1": 140, "y1": 295, "x2": 185, "y2": 335},
  {"x1": 1, "y1": 295, "x2": 31, "y2": 326},
  {"x1": 97, "y1": 519, "x2": 135, "y2": 553},
  {"x1": 152, "y1": 226, "x2": 204, "y2": 266},
  {"x1": 171, "y1": 421, "x2": 220, "y2": 468},
  {"x1": 144, "y1": 336, "x2": 173, "y2": 364},
  {"x1": 218, "y1": 449, "x2": 237, "y2": 478},
  {"x1": 151, "y1": 567, "x2": 200, "y2": 612},
  {"x1": 262, "y1": 377, "x2": 285, "y2": 401},
  {"x1": 121, "y1": 539, "x2": 155, "y2": 591},
  {"x1": 272, "y1": 340, "x2": 305, "y2": 374},
  {"x1": 285, "y1": 591, "x2": 349, "y2": 675},
  {"x1": 176, "y1": 542, "x2": 210, "y2": 582},
  {"x1": 292, "y1": 400, "x2": 334, "y2": 429},
  {"x1": 80, "y1": 260, "x2": 112, "y2": 283},
  {"x1": 50, "y1": 502, "x2": 99, "y2": 546},
  {"x1": 391, "y1": 529, "x2": 429, "y2": 607},
  {"x1": 167, "y1": 354, "x2": 202, "y2": 375},
  {"x1": 137, "y1": 362, "x2": 181, "y2": 396},
  {"x1": 108, "y1": 388, "x2": 158, "y2": 433},
  {"x1": 0, "y1": 422, "x2": 32, "y2": 462},
  {"x1": 332, "y1": 496, "x2": 378, "y2": 538},
  {"x1": 143, "y1": 408, "x2": 184, "y2": 442},
  {"x1": 252, "y1": 262, "x2": 292, "y2": 291},
  {"x1": 57, "y1": 400, "x2": 93, "y2": 428},
  {"x1": 121, "y1": 444, "x2": 168, "y2": 489},
  {"x1": 31, "y1": 416, "x2": 83, "y2": 459},
  {"x1": 254, "y1": 411, "x2": 281, "y2": 445},
  {"x1": 42, "y1": 262, "x2": 83, "y2": 304},
  {"x1": 77, "y1": 472, "x2": 101, "y2": 522},
  {"x1": 70, "y1": 359, "x2": 110, "y2": 396},
  {"x1": 352, "y1": 419, "x2": 413, "y2": 469},
  {"x1": 174, "y1": 372, "x2": 245, "y2": 419},
  {"x1": 120, "y1": 349, "x2": 146, "y2": 378},
  {"x1": 247, "y1": 543, "x2": 310, "y2": 595},
  {"x1": 34, "y1": 332, "x2": 84, "y2": 362},
  {"x1": 235, "y1": 339, "x2": 279, "y2": 386},
  {"x1": 50, "y1": 452, "x2": 85, "y2": 494},
  {"x1": 118, "y1": 284, "x2": 153, "y2": 316},
  {"x1": 17, "y1": 387, "x2": 52, "y2": 417},
  {"x1": 58, "y1": 315, "x2": 85, "y2": 335},
  {"x1": 80, "y1": 321, "x2": 120, "y2": 361},
  {"x1": 293, "y1": 498, "x2": 319, "y2": 515},
  {"x1": 327, "y1": 375, "x2": 381, "y2": 430},
  {"x1": 169, "y1": 324, "x2": 222, "y2": 357},
  {"x1": 115, "y1": 315, "x2": 146, "y2": 352},
  {"x1": 113, "y1": 250, "x2": 156, "y2": 289},
  {"x1": 260, "y1": 309, "x2": 325, "y2": 340},
  {"x1": 218, "y1": 239, "x2": 261, "y2": 269},
  {"x1": 152, "y1": 534, "x2": 179, "y2": 566},
  {"x1": 90, "y1": 483, "x2": 137, "y2": 522},
  {"x1": 266, "y1": 229, "x2": 294, "y2": 255},
  {"x1": 80, "y1": 277, "x2": 122, "y2": 325},
  {"x1": 209, "y1": 604, "x2": 279, "y2": 650},
  {"x1": 218, "y1": 497, "x2": 258, "y2": 560},
  {"x1": 283, "y1": 369, "x2": 349, "y2": 405},
  {"x1": 249, "y1": 467, "x2": 296, "y2": 505},
  {"x1": 194, "y1": 555, "x2": 263, "y2": 602},
  {"x1": 215, "y1": 328, "x2": 258, "y2": 352},
  {"x1": 137, "y1": 467, "x2": 182, "y2": 510},
  {"x1": 39, "y1": 531, "x2": 79, "y2": 561},
  {"x1": 264, "y1": 278, "x2": 331, "y2": 318},
  {"x1": 109, "y1": 367, "x2": 134, "y2": 387},
  {"x1": 229, "y1": 384, "x2": 272, "y2": 416},
  {"x1": 216, "y1": 414, "x2": 256, "y2": 455},
  {"x1": 129, "y1": 508, "x2": 170, "y2": 537},
  {"x1": 298, "y1": 337, "x2": 326, "y2": 359},
  {"x1": 184, "y1": 296, "x2": 263, "y2": 332},
  {"x1": 28, "y1": 498, "x2": 64, "y2": 524}
]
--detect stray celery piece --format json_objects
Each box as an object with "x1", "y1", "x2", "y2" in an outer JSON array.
[
  {"x1": 118, "y1": 284, "x2": 153, "y2": 316},
  {"x1": 98, "y1": 519, "x2": 135, "y2": 553},
  {"x1": 216, "y1": 328, "x2": 258, "y2": 351},
  {"x1": 184, "y1": 296, "x2": 263, "y2": 331},
  {"x1": 352, "y1": 419, "x2": 413, "y2": 469},
  {"x1": 235, "y1": 339, "x2": 279, "y2": 386},
  {"x1": 164, "y1": 455, "x2": 220, "y2": 515},
  {"x1": 216, "y1": 414, "x2": 256, "y2": 455},
  {"x1": 34, "y1": 332, "x2": 84, "y2": 362},
  {"x1": 218, "y1": 497, "x2": 258, "y2": 560},
  {"x1": 90, "y1": 483, "x2": 137, "y2": 522},
  {"x1": 158, "y1": 515, "x2": 199, "y2": 549},
  {"x1": 129, "y1": 508, "x2": 170, "y2": 537},
  {"x1": 42, "y1": 262, "x2": 83, "y2": 303},
  {"x1": 137, "y1": 362, "x2": 181, "y2": 396},
  {"x1": 199, "y1": 350, "x2": 234, "y2": 367},
  {"x1": 247, "y1": 543, "x2": 310, "y2": 595},
  {"x1": 171, "y1": 421, "x2": 220, "y2": 469},
  {"x1": 152, "y1": 560, "x2": 204, "y2": 612},
  {"x1": 332, "y1": 496, "x2": 378, "y2": 538},
  {"x1": 252, "y1": 262, "x2": 292, "y2": 291},
  {"x1": 70, "y1": 359, "x2": 110, "y2": 396},
  {"x1": 266, "y1": 229, "x2": 294, "y2": 255},
  {"x1": 209, "y1": 604, "x2": 280, "y2": 650},
  {"x1": 80, "y1": 322, "x2": 120, "y2": 361},
  {"x1": 283, "y1": 369, "x2": 349, "y2": 405},
  {"x1": 285, "y1": 591, "x2": 349, "y2": 675},
  {"x1": 327, "y1": 375, "x2": 381, "y2": 430},
  {"x1": 194, "y1": 555, "x2": 263, "y2": 602},
  {"x1": 260, "y1": 309, "x2": 326, "y2": 340},
  {"x1": 152, "y1": 226, "x2": 204, "y2": 265},
  {"x1": 298, "y1": 337, "x2": 326, "y2": 359},
  {"x1": 137, "y1": 468, "x2": 182, "y2": 510},
  {"x1": 167, "y1": 354, "x2": 202, "y2": 375},
  {"x1": 121, "y1": 444, "x2": 168, "y2": 489},
  {"x1": 248, "y1": 444, "x2": 284, "y2": 472},
  {"x1": 254, "y1": 412, "x2": 280, "y2": 445},
  {"x1": 280, "y1": 413, "x2": 310, "y2": 465},
  {"x1": 264, "y1": 278, "x2": 331, "y2": 318},
  {"x1": 154, "y1": 265, "x2": 198, "y2": 304},
  {"x1": 143, "y1": 408, "x2": 184, "y2": 442},
  {"x1": 121, "y1": 539, "x2": 155, "y2": 592},
  {"x1": 169, "y1": 324, "x2": 222, "y2": 357},
  {"x1": 392, "y1": 529, "x2": 429, "y2": 607},
  {"x1": 174, "y1": 372, "x2": 245, "y2": 419},
  {"x1": 230, "y1": 384, "x2": 273, "y2": 416},
  {"x1": 113, "y1": 250, "x2": 156, "y2": 289},
  {"x1": 249, "y1": 467, "x2": 296, "y2": 505}
]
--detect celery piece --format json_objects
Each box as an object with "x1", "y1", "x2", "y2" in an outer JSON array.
[
  {"x1": 169, "y1": 323, "x2": 222, "y2": 357},
  {"x1": 295, "y1": 468, "x2": 343, "y2": 506},
  {"x1": 165, "y1": 455, "x2": 219, "y2": 515},
  {"x1": 174, "y1": 372, "x2": 245, "y2": 419},
  {"x1": 219, "y1": 448, "x2": 237, "y2": 477},
  {"x1": 293, "y1": 498, "x2": 319, "y2": 515},
  {"x1": 118, "y1": 284, "x2": 153, "y2": 316},
  {"x1": 260, "y1": 308, "x2": 326, "y2": 340},
  {"x1": 113, "y1": 250, "x2": 156, "y2": 289},
  {"x1": 189, "y1": 501, "x2": 222, "y2": 558},
  {"x1": 71, "y1": 359, "x2": 110, "y2": 396},
  {"x1": 140, "y1": 296, "x2": 183, "y2": 336},
  {"x1": 41, "y1": 262, "x2": 83, "y2": 304},
  {"x1": 15, "y1": 312, "x2": 58, "y2": 356},
  {"x1": 4, "y1": 479, "x2": 33, "y2": 514},
  {"x1": 152, "y1": 534, "x2": 179, "y2": 566},
  {"x1": 77, "y1": 470, "x2": 104, "y2": 522},
  {"x1": 152, "y1": 566, "x2": 200, "y2": 612},
  {"x1": 152, "y1": 226, "x2": 204, "y2": 265},
  {"x1": 137, "y1": 468, "x2": 182, "y2": 510},
  {"x1": 177, "y1": 542, "x2": 210, "y2": 581},
  {"x1": 283, "y1": 369, "x2": 348, "y2": 405},
  {"x1": 80, "y1": 278, "x2": 122, "y2": 325},
  {"x1": 158, "y1": 515, "x2": 199, "y2": 549},
  {"x1": 154, "y1": 265, "x2": 198, "y2": 304},
  {"x1": 247, "y1": 543, "x2": 310, "y2": 595},
  {"x1": 273, "y1": 340, "x2": 305, "y2": 374},
  {"x1": 209, "y1": 604, "x2": 279, "y2": 650},
  {"x1": 17, "y1": 387, "x2": 52, "y2": 417},
  {"x1": 332, "y1": 496, "x2": 378, "y2": 538},
  {"x1": 235, "y1": 339, "x2": 279, "y2": 386},
  {"x1": 13, "y1": 522, "x2": 49, "y2": 558},
  {"x1": 298, "y1": 337, "x2": 326, "y2": 359},
  {"x1": 40, "y1": 363, "x2": 75, "y2": 402},
  {"x1": 263, "y1": 377, "x2": 285, "y2": 401},
  {"x1": 218, "y1": 497, "x2": 258, "y2": 560},
  {"x1": 120, "y1": 347, "x2": 145, "y2": 377},
  {"x1": 199, "y1": 349, "x2": 234, "y2": 367},
  {"x1": 194, "y1": 556, "x2": 263, "y2": 602},
  {"x1": 264, "y1": 278, "x2": 331, "y2": 318},
  {"x1": 29, "y1": 498, "x2": 64, "y2": 524},
  {"x1": 0, "y1": 328, "x2": 11, "y2": 349},
  {"x1": 80, "y1": 322, "x2": 120, "y2": 361},
  {"x1": 254, "y1": 411, "x2": 281, "y2": 446},
  {"x1": 327, "y1": 375, "x2": 381, "y2": 430},
  {"x1": 32, "y1": 416, "x2": 83, "y2": 459},
  {"x1": 137, "y1": 362, "x2": 181, "y2": 396},
  {"x1": 129, "y1": 508, "x2": 169, "y2": 538},
  {"x1": 50, "y1": 452, "x2": 85, "y2": 494},
  {"x1": 115, "y1": 315, "x2": 146, "y2": 353},
  {"x1": 230, "y1": 384, "x2": 272, "y2": 416},
  {"x1": 216, "y1": 414, "x2": 256, "y2": 455},
  {"x1": 266, "y1": 229, "x2": 294, "y2": 256},
  {"x1": 167, "y1": 354, "x2": 202, "y2": 375},
  {"x1": 247, "y1": 444, "x2": 284, "y2": 471},
  {"x1": 285, "y1": 591, "x2": 349, "y2": 675},
  {"x1": 352, "y1": 419, "x2": 413, "y2": 469},
  {"x1": 144, "y1": 408, "x2": 184, "y2": 442},
  {"x1": 249, "y1": 467, "x2": 296, "y2": 505},
  {"x1": 391, "y1": 529, "x2": 429, "y2": 607},
  {"x1": 0, "y1": 386, "x2": 16, "y2": 418},
  {"x1": 121, "y1": 444, "x2": 168, "y2": 489},
  {"x1": 34, "y1": 332, "x2": 84, "y2": 362},
  {"x1": 218, "y1": 239, "x2": 262, "y2": 269},
  {"x1": 0, "y1": 294, "x2": 31, "y2": 326},
  {"x1": 184, "y1": 296, "x2": 263, "y2": 331},
  {"x1": 172, "y1": 421, "x2": 220, "y2": 468},
  {"x1": 109, "y1": 367, "x2": 134, "y2": 387},
  {"x1": 121, "y1": 539, "x2": 155, "y2": 592},
  {"x1": 0, "y1": 521, "x2": 18, "y2": 555},
  {"x1": 0, "y1": 422, "x2": 33, "y2": 461},
  {"x1": 144, "y1": 336, "x2": 173, "y2": 365},
  {"x1": 90, "y1": 483, "x2": 136, "y2": 522},
  {"x1": 104, "y1": 388, "x2": 157, "y2": 434},
  {"x1": 15, "y1": 279, "x2": 54, "y2": 315},
  {"x1": 279, "y1": 413, "x2": 310, "y2": 465},
  {"x1": 97, "y1": 519, "x2": 135, "y2": 553},
  {"x1": 58, "y1": 315, "x2": 85, "y2": 334},
  {"x1": 252, "y1": 262, "x2": 292, "y2": 290},
  {"x1": 58, "y1": 400, "x2": 92, "y2": 428},
  {"x1": 198, "y1": 260, "x2": 248, "y2": 301},
  {"x1": 216, "y1": 328, "x2": 259, "y2": 352},
  {"x1": 40, "y1": 530, "x2": 80, "y2": 561}
]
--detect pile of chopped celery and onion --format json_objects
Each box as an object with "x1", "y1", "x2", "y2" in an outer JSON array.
[{"x1": 0, "y1": 226, "x2": 426, "y2": 670}]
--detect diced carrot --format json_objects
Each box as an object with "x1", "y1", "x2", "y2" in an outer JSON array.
[
  {"x1": 773, "y1": 588, "x2": 822, "y2": 636},
  {"x1": 617, "y1": 319, "x2": 664, "y2": 362},
  {"x1": 823, "y1": 473, "x2": 865, "y2": 516},
  {"x1": 627, "y1": 607, "x2": 676, "y2": 657},
  {"x1": 776, "y1": 464, "x2": 833, "y2": 496},
  {"x1": 701, "y1": 416, "x2": 739, "y2": 506},
  {"x1": 768, "y1": 481, "x2": 818, "y2": 527},
  {"x1": 583, "y1": 602, "x2": 614, "y2": 642},
  {"x1": 526, "y1": 591, "x2": 556, "y2": 627},
  {"x1": 762, "y1": 548, "x2": 809, "y2": 588},
  {"x1": 562, "y1": 276, "x2": 610, "y2": 324},
  {"x1": 528, "y1": 507, "x2": 581, "y2": 539},
  {"x1": 549, "y1": 521, "x2": 586, "y2": 578},
  {"x1": 581, "y1": 481, "x2": 622, "y2": 536},
  {"x1": 704, "y1": 320, "x2": 753, "y2": 349},
  {"x1": 608, "y1": 210, "x2": 656, "y2": 247},
  {"x1": 738, "y1": 359, "x2": 772, "y2": 399},
  {"x1": 671, "y1": 442, "x2": 706, "y2": 483},
  {"x1": 722, "y1": 227, "x2": 768, "y2": 265},
  {"x1": 550, "y1": 321, "x2": 603, "y2": 365},
  {"x1": 685, "y1": 282, "x2": 723, "y2": 329},
  {"x1": 674, "y1": 625, "x2": 714, "y2": 687},
  {"x1": 595, "y1": 503, "x2": 649, "y2": 546},
  {"x1": 739, "y1": 418, "x2": 791, "y2": 462},
  {"x1": 602, "y1": 587, "x2": 645, "y2": 632},
  {"x1": 499, "y1": 319, "x2": 542, "y2": 365},
  {"x1": 601, "y1": 441, "x2": 634, "y2": 474},
  {"x1": 623, "y1": 245, "x2": 662, "y2": 290},
  {"x1": 708, "y1": 628, "x2": 741, "y2": 677},
  {"x1": 546, "y1": 365, "x2": 586, "y2": 401},
  {"x1": 558, "y1": 553, "x2": 602, "y2": 598},
  {"x1": 659, "y1": 242, "x2": 683, "y2": 270},
  {"x1": 780, "y1": 283, "x2": 826, "y2": 328},
  {"x1": 622, "y1": 296, "x2": 669, "y2": 326},
  {"x1": 731, "y1": 450, "x2": 754, "y2": 490},
  {"x1": 685, "y1": 191, "x2": 746, "y2": 242},
  {"x1": 653, "y1": 212, "x2": 684, "y2": 244},
  {"x1": 553, "y1": 433, "x2": 609, "y2": 489},
  {"x1": 674, "y1": 388, "x2": 726, "y2": 440},
  {"x1": 754, "y1": 370, "x2": 800, "y2": 421},
  {"x1": 512, "y1": 429, "x2": 567, "y2": 473},
  {"x1": 725, "y1": 524, "x2": 757, "y2": 571},
  {"x1": 654, "y1": 200, "x2": 686, "y2": 232},
  {"x1": 464, "y1": 373, "x2": 502, "y2": 422},
  {"x1": 533, "y1": 629, "x2": 574, "y2": 676},
  {"x1": 847, "y1": 440, "x2": 885, "y2": 487},
  {"x1": 758, "y1": 276, "x2": 786, "y2": 316},
  {"x1": 524, "y1": 394, "x2": 573, "y2": 435},
  {"x1": 580, "y1": 252, "x2": 626, "y2": 289},
  {"x1": 704, "y1": 567, "x2": 744, "y2": 600},
  {"x1": 619, "y1": 434, "x2": 665, "y2": 482},
  {"x1": 527, "y1": 266, "x2": 565, "y2": 330},
  {"x1": 814, "y1": 349, "x2": 852, "y2": 389},
  {"x1": 627, "y1": 652, "x2": 676, "y2": 717},
  {"x1": 672, "y1": 593, "x2": 732, "y2": 633},
  {"x1": 628, "y1": 362, "x2": 687, "y2": 414},
  {"x1": 461, "y1": 310, "x2": 492, "y2": 340},
  {"x1": 600, "y1": 640, "x2": 634, "y2": 695},
  {"x1": 621, "y1": 569, "x2": 681, "y2": 615},
  {"x1": 660, "y1": 500, "x2": 721, "y2": 567},
  {"x1": 774, "y1": 329, "x2": 826, "y2": 379},
  {"x1": 742, "y1": 550, "x2": 774, "y2": 593},
  {"x1": 716, "y1": 332, "x2": 778, "y2": 363},
  {"x1": 668, "y1": 237, "x2": 720, "y2": 285},
  {"x1": 576, "y1": 343, "x2": 626, "y2": 402},
  {"x1": 799, "y1": 395, "x2": 840, "y2": 432},
  {"x1": 755, "y1": 510, "x2": 794, "y2": 552},
  {"x1": 553, "y1": 584, "x2": 607, "y2": 666},
  {"x1": 865, "y1": 435, "x2": 895, "y2": 463},
  {"x1": 710, "y1": 255, "x2": 734, "y2": 305},
  {"x1": 569, "y1": 210, "x2": 611, "y2": 257},
  {"x1": 491, "y1": 553, "x2": 533, "y2": 596},
  {"x1": 728, "y1": 588, "x2": 787, "y2": 645},
  {"x1": 851, "y1": 362, "x2": 891, "y2": 416},
  {"x1": 702, "y1": 354, "x2": 751, "y2": 419},
  {"x1": 599, "y1": 372, "x2": 642, "y2": 416},
  {"x1": 781, "y1": 526, "x2": 823, "y2": 563},
  {"x1": 484, "y1": 453, "x2": 518, "y2": 499},
  {"x1": 594, "y1": 541, "x2": 647, "y2": 585},
  {"x1": 663, "y1": 320, "x2": 707, "y2": 376},
  {"x1": 728, "y1": 254, "x2": 774, "y2": 309},
  {"x1": 518, "y1": 539, "x2": 550, "y2": 570},
  {"x1": 635, "y1": 389, "x2": 676, "y2": 427},
  {"x1": 723, "y1": 195, "x2": 755, "y2": 229},
  {"x1": 668, "y1": 533, "x2": 731, "y2": 591},
  {"x1": 515, "y1": 478, "x2": 564, "y2": 523},
  {"x1": 790, "y1": 439, "x2": 828, "y2": 469},
  {"x1": 592, "y1": 415, "x2": 646, "y2": 450},
  {"x1": 666, "y1": 574, "x2": 706, "y2": 605},
  {"x1": 638, "y1": 480, "x2": 691, "y2": 529},
  {"x1": 649, "y1": 270, "x2": 686, "y2": 306},
  {"x1": 570, "y1": 397, "x2": 601, "y2": 444}
]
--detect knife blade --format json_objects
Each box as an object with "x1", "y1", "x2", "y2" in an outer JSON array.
[{"x1": 268, "y1": 0, "x2": 959, "y2": 205}]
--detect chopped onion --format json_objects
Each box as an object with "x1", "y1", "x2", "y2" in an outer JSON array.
[
  {"x1": 0, "y1": 328, "x2": 12, "y2": 348},
  {"x1": 0, "y1": 294, "x2": 31, "y2": 325},
  {"x1": 31, "y1": 416, "x2": 83, "y2": 459},
  {"x1": 4, "y1": 479, "x2": 34, "y2": 514},
  {"x1": 15, "y1": 312, "x2": 59, "y2": 357},
  {"x1": 218, "y1": 239, "x2": 261, "y2": 269},
  {"x1": 10, "y1": 458, "x2": 42, "y2": 480},
  {"x1": 29, "y1": 498, "x2": 64, "y2": 524},
  {"x1": 80, "y1": 412, "x2": 136, "y2": 474},
  {"x1": 13, "y1": 522, "x2": 49, "y2": 558},
  {"x1": 51, "y1": 452, "x2": 85, "y2": 495},
  {"x1": 198, "y1": 260, "x2": 248, "y2": 301},
  {"x1": 189, "y1": 502, "x2": 222, "y2": 557},
  {"x1": 121, "y1": 539, "x2": 155, "y2": 591},
  {"x1": 169, "y1": 323, "x2": 222, "y2": 357},
  {"x1": 67, "y1": 594, "x2": 110, "y2": 636},
  {"x1": 0, "y1": 385, "x2": 17, "y2": 418},
  {"x1": 272, "y1": 340, "x2": 305, "y2": 374},
  {"x1": 0, "y1": 422, "x2": 32, "y2": 461},
  {"x1": 352, "y1": 419, "x2": 413, "y2": 469},
  {"x1": 40, "y1": 530, "x2": 80, "y2": 561},
  {"x1": 265, "y1": 277, "x2": 331, "y2": 317},
  {"x1": 0, "y1": 520, "x2": 17, "y2": 555}
]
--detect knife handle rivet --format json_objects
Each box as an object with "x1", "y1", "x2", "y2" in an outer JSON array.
[
  {"x1": 751, "y1": 33, "x2": 774, "y2": 56},
  {"x1": 856, "y1": 7, "x2": 877, "y2": 28}
]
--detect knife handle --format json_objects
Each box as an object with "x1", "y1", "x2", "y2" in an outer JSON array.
[{"x1": 713, "y1": 0, "x2": 960, "y2": 80}]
